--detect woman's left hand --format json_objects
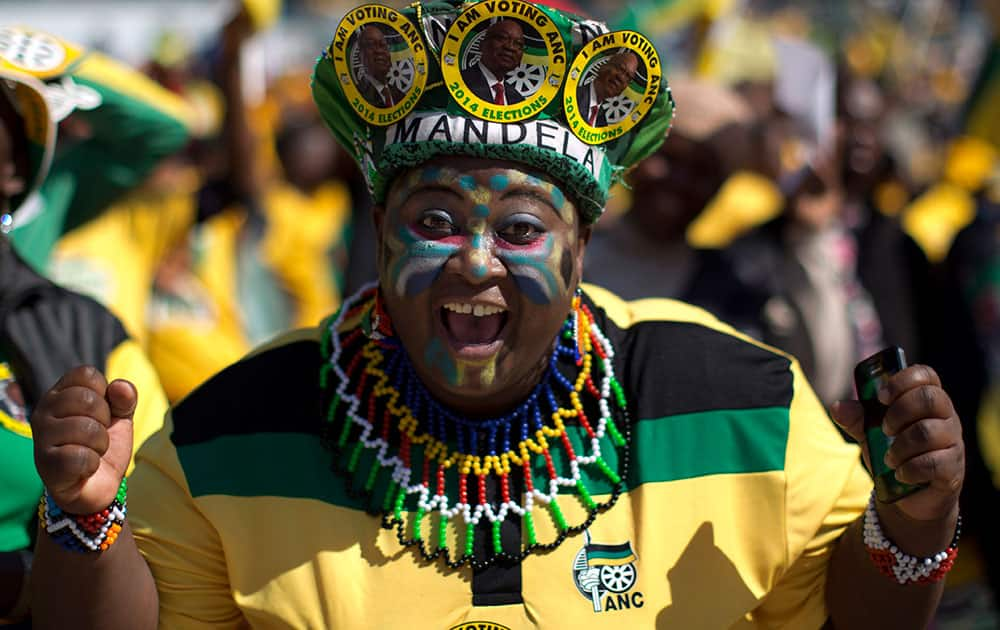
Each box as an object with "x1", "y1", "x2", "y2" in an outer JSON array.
[{"x1": 831, "y1": 364, "x2": 964, "y2": 521}]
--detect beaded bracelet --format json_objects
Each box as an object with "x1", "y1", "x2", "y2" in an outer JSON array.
[
  {"x1": 38, "y1": 478, "x2": 127, "y2": 553},
  {"x1": 863, "y1": 490, "x2": 960, "y2": 585}
]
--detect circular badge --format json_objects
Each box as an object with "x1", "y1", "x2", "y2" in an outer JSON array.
[
  {"x1": 329, "y1": 4, "x2": 428, "y2": 126},
  {"x1": 441, "y1": 0, "x2": 567, "y2": 123},
  {"x1": 0, "y1": 26, "x2": 82, "y2": 79},
  {"x1": 564, "y1": 31, "x2": 662, "y2": 145}
]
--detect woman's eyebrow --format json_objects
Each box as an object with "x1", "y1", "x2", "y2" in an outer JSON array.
[
  {"x1": 407, "y1": 184, "x2": 465, "y2": 200},
  {"x1": 499, "y1": 188, "x2": 556, "y2": 210}
]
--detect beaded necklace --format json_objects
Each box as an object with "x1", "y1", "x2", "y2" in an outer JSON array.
[{"x1": 319, "y1": 285, "x2": 631, "y2": 570}]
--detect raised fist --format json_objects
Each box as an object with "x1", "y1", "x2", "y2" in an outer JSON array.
[{"x1": 31, "y1": 366, "x2": 137, "y2": 515}]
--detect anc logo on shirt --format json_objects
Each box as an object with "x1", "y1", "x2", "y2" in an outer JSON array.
[
  {"x1": 572, "y1": 530, "x2": 643, "y2": 614},
  {"x1": 0, "y1": 362, "x2": 31, "y2": 438},
  {"x1": 448, "y1": 623, "x2": 512, "y2": 630}
]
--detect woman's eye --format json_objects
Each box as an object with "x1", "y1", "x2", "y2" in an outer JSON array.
[
  {"x1": 418, "y1": 212, "x2": 455, "y2": 234},
  {"x1": 499, "y1": 221, "x2": 543, "y2": 244}
]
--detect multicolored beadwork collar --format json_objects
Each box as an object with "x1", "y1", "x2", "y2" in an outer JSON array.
[{"x1": 319, "y1": 285, "x2": 631, "y2": 570}]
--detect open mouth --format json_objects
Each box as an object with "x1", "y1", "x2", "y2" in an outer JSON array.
[{"x1": 440, "y1": 302, "x2": 509, "y2": 354}]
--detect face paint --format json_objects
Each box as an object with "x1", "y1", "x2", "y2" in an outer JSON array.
[
  {"x1": 385, "y1": 165, "x2": 577, "y2": 303},
  {"x1": 496, "y1": 234, "x2": 568, "y2": 304},
  {"x1": 386, "y1": 225, "x2": 460, "y2": 297},
  {"x1": 467, "y1": 215, "x2": 489, "y2": 278},
  {"x1": 503, "y1": 171, "x2": 575, "y2": 225},
  {"x1": 425, "y1": 337, "x2": 499, "y2": 386},
  {"x1": 424, "y1": 337, "x2": 459, "y2": 385}
]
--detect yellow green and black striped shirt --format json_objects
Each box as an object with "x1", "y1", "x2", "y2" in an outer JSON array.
[{"x1": 130, "y1": 285, "x2": 871, "y2": 629}]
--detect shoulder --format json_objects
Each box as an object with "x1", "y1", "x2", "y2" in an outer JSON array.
[
  {"x1": 583, "y1": 283, "x2": 796, "y2": 421},
  {"x1": 0, "y1": 246, "x2": 129, "y2": 403},
  {"x1": 169, "y1": 327, "x2": 325, "y2": 447}
]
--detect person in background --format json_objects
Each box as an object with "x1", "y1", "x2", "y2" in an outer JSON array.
[
  {"x1": 725, "y1": 73, "x2": 939, "y2": 407},
  {"x1": 940, "y1": 161, "x2": 1000, "y2": 611},
  {"x1": 584, "y1": 75, "x2": 764, "y2": 335},
  {"x1": 0, "y1": 26, "x2": 193, "y2": 276},
  {"x1": 0, "y1": 65, "x2": 167, "y2": 628},
  {"x1": 145, "y1": 7, "x2": 352, "y2": 402}
]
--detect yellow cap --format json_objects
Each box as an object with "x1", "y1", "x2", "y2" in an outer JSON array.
[
  {"x1": 0, "y1": 67, "x2": 56, "y2": 215},
  {"x1": 944, "y1": 135, "x2": 997, "y2": 192},
  {"x1": 243, "y1": 0, "x2": 283, "y2": 31}
]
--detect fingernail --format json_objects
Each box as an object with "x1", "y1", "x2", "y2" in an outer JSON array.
[
  {"x1": 883, "y1": 452, "x2": 895, "y2": 469},
  {"x1": 881, "y1": 421, "x2": 893, "y2": 436},
  {"x1": 877, "y1": 386, "x2": 890, "y2": 405}
]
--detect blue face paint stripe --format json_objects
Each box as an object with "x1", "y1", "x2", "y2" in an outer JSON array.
[
  {"x1": 473, "y1": 204, "x2": 490, "y2": 217},
  {"x1": 508, "y1": 262, "x2": 560, "y2": 303},
  {"x1": 510, "y1": 273, "x2": 553, "y2": 305},
  {"x1": 489, "y1": 174, "x2": 510, "y2": 191},
  {"x1": 420, "y1": 166, "x2": 442, "y2": 183},
  {"x1": 402, "y1": 266, "x2": 443, "y2": 296},
  {"x1": 551, "y1": 187, "x2": 565, "y2": 211}
]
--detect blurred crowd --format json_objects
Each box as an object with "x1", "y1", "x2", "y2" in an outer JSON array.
[{"x1": 2, "y1": 0, "x2": 999, "y2": 627}]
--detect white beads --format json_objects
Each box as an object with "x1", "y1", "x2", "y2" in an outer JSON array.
[{"x1": 862, "y1": 489, "x2": 956, "y2": 585}]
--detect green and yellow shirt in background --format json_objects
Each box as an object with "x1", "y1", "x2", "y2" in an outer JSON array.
[
  {"x1": 129, "y1": 286, "x2": 871, "y2": 628},
  {"x1": 3, "y1": 27, "x2": 193, "y2": 274},
  {"x1": 0, "y1": 341, "x2": 166, "y2": 554}
]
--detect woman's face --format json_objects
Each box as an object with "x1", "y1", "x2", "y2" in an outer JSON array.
[{"x1": 375, "y1": 158, "x2": 588, "y2": 416}]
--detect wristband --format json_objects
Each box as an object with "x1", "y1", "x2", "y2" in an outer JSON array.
[
  {"x1": 38, "y1": 477, "x2": 127, "y2": 553},
  {"x1": 863, "y1": 490, "x2": 960, "y2": 585}
]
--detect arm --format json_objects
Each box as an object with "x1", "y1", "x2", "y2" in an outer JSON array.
[
  {"x1": 29, "y1": 367, "x2": 158, "y2": 629},
  {"x1": 827, "y1": 365, "x2": 964, "y2": 629},
  {"x1": 32, "y1": 522, "x2": 157, "y2": 629},
  {"x1": 217, "y1": 8, "x2": 260, "y2": 205},
  {"x1": 0, "y1": 551, "x2": 30, "y2": 623}
]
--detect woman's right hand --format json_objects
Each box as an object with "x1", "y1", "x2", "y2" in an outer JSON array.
[{"x1": 31, "y1": 366, "x2": 137, "y2": 514}]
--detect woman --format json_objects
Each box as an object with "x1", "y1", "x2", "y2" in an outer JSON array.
[{"x1": 29, "y1": 2, "x2": 964, "y2": 628}]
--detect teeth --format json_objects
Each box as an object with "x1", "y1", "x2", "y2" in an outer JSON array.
[{"x1": 443, "y1": 303, "x2": 505, "y2": 317}]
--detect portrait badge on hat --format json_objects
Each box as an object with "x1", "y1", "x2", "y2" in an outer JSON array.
[
  {"x1": 564, "y1": 31, "x2": 662, "y2": 145},
  {"x1": 440, "y1": 0, "x2": 567, "y2": 123},
  {"x1": 0, "y1": 26, "x2": 84, "y2": 80},
  {"x1": 329, "y1": 4, "x2": 429, "y2": 126}
]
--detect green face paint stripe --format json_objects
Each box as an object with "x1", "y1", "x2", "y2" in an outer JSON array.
[
  {"x1": 474, "y1": 204, "x2": 490, "y2": 217},
  {"x1": 424, "y1": 337, "x2": 459, "y2": 386}
]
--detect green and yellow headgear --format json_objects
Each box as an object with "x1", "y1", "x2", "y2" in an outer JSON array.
[
  {"x1": 312, "y1": 0, "x2": 675, "y2": 224},
  {"x1": 0, "y1": 66, "x2": 55, "y2": 218}
]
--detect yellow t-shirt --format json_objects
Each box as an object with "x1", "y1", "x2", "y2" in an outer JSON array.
[{"x1": 129, "y1": 287, "x2": 870, "y2": 629}]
